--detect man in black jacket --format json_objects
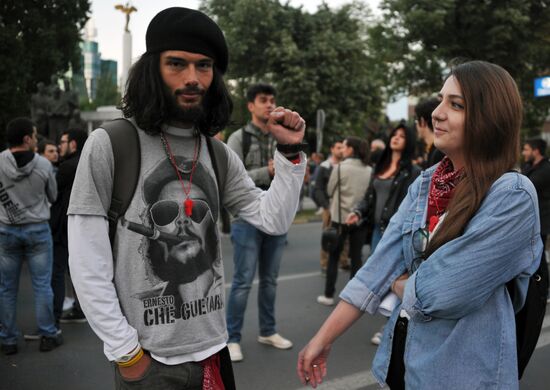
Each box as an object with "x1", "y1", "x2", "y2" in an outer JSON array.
[
  {"x1": 52, "y1": 129, "x2": 88, "y2": 324},
  {"x1": 522, "y1": 138, "x2": 550, "y2": 250}
]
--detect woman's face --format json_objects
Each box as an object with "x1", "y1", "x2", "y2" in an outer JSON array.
[
  {"x1": 432, "y1": 76, "x2": 466, "y2": 166},
  {"x1": 390, "y1": 128, "x2": 406, "y2": 153},
  {"x1": 342, "y1": 140, "x2": 354, "y2": 158}
]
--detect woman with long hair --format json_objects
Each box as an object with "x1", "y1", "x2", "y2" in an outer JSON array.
[
  {"x1": 357, "y1": 124, "x2": 420, "y2": 253},
  {"x1": 298, "y1": 61, "x2": 543, "y2": 389},
  {"x1": 351, "y1": 124, "x2": 420, "y2": 345},
  {"x1": 317, "y1": 136, "x2": 372, "y2": 306}
]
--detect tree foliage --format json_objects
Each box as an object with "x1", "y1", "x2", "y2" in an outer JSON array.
[
  {"x1": 200, "y1": 0, "x2": 385, "y2": 150},
  {"x1": 0, "y1": 0, "x2": 90, "y2": 147},
  {"x1": 369, "y1": 0, "x2": 550, "y2": 136}
]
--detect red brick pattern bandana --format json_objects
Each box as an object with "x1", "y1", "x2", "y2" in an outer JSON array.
[
  {"x1": 427, "y1": 157, "x2": 464, "y2": 232},
  {"x1": 201, "y1": 352, "x2": 225, "y2": 390}
]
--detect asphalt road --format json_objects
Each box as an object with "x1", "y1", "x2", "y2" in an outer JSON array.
[{"x1": 2, "y1": 221, "x2": 550, "y2": 390}]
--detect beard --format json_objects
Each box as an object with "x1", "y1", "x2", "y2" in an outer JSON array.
[{"x1": 163, "y1": 83, "x2": 207, "y2": 125}]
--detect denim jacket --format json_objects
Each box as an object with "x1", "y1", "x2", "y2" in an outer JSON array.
[{"x1": 340, "y1": 166, "x2": 542, "y2": 389}]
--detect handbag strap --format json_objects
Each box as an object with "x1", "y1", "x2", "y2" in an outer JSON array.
[{"x1": 338, "y1": 164, "x2": 342, "y2": 225}]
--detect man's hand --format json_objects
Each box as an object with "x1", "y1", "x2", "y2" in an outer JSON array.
[
  {"x1": 118, "y1": 351, "x2": 152, "y2": 380},
  {"x1": 345, "y1": 213, "x2": 359, "y2": 225},
  {"x1": 267, "y1": 107, "x2": 306, "y2": 145}
]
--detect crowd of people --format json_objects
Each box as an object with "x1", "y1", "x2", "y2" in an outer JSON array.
[
  {"x1": 1, "y1": 6, "x2": 550, "y2": 390},
  {"x1": 0, "y1": 119, "x2": 89, "y2": 355}
]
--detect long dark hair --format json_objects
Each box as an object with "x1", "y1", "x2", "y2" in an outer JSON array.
[
  {"x1": 120, "y1": 52, "x2": 233, "y2": 136},
  {"x1": 425, "y1": 61, "x2": 522, "y2": 257},
  {"x1": 344, "y1": 136, "x2": 369, "y2": 165},
  {"x1": 374, "y1": 124, "x2": 416, "y2": 176}
]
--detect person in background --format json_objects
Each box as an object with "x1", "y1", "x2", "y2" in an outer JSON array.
[
  {"x1": 312, "y1": 140, "x2": 349, "y2": 275},
  {"x1": 0, "y1": 117, "x2": 60, "y2": 355},
  {"x1": 521, "y1": 137, "x2": 550, "y2": 300},
  {"x1": 53, "y1": 129, "x2": 88, "y2": 324},
  {"x1": 415, "y1": 98, "x2": 445, "y2": 169},
  {"x1": 226, "y1": 83, "x2": 296, "y2": 362},
  {"x1": 37, "y1": 139, "x2": 59, "y2": 166},
  {"x1": 354, "y1": 124, "x2": 420, "y2": 345},
  {"x1": 522, "y1": 138, "x2": 550, "y2": 251},
  {"x1": 298, "y1": 60, "x2": 541, "y2": 390},
  {"x1": 369, "y1": 138, "x2": 385, "y2": 167},
  {"x1": 317, "y1": 136, "x2": 372, "y2": 306}
]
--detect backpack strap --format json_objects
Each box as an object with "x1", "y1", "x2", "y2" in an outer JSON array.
[
  {"x1": 205, "y1": 136, "x2": 228, "y2": 207},
  {"x1": 242, "y1": 128, "x2": 252, "y2": 166},
  {"x1": 100, "y1": 118, "x2": 141, "y2": 245}
]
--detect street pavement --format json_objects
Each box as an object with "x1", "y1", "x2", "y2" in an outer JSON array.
[{"x1": 2, "y1": 219, "x2": 550, "y2": 390}]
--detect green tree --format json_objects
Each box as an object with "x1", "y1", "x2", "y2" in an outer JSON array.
[
  {"x1": 0, "y1": 0, "x2": 89, "y2": 147},
  {"x1": 369, "y1": 0, "x2": 550, "y2": 136},
  {"x1": 201, "y1": 0, "x2": 385, "y2": 151}
]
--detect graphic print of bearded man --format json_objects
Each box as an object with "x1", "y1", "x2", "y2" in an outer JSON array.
[{"x1": 132, "y1": 155, "x2": 222, "y2": 319}]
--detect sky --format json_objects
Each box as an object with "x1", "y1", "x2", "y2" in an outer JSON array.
[{"x1": 88, "y1": 0, "x2": 408, "y2": 120}]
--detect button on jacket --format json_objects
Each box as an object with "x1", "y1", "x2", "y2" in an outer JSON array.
[{"x1": 340, "y1": 165, "x2": 542, "y2": 389}]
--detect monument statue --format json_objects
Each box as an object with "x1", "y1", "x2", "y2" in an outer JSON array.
[
  {"x1": 47, "y1": 85, "x2": 71, "y2": 142},
  {"x1": 115, "y1": 2, "x2": 137, "y2": 33},
  {"x1": 30, "y1": 82, "x2": 50, "y2": 137}
]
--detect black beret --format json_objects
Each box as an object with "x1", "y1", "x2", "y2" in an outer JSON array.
[{"x1": 146, "y1": 7, "x2": 228, "y2": 74}]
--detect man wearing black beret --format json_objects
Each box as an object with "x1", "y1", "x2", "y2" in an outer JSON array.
[{"x1": 67, "y1": 7, "x2": 307, "y2": 390}]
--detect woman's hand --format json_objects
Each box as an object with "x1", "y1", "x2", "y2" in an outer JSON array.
[
  {"x1": 391, "y1": 273, "x2": 409, "y2": 299},
  {"x1": 345, "y1": 212, "x2": 359, "y2": 225},
  {"x1": 297, "y1": 338, "x2": 332, "y2": 388},
  {"x1": 297, "y1": 301, "x2": 363, "y2": 387}
]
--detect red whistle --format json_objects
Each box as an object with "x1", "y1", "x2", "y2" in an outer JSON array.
[
  {"x1": 184, "y1": 198, "x2": 194, "y2": 217},
  {"x1": 429, "y1": 215, "x2": 439, "y2": 233}
]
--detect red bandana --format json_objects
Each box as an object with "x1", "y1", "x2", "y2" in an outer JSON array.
[{"x1": 427, "y1": 157, "x2": 464, "y2": 232}]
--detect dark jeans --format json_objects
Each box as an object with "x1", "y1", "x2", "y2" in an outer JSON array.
[
  {"x1": 114, "y1": 347, "x2": 235, "y2": 390},
  {"x1": 324, "y1": 222, "x2": 366, "y2": 298},
  {"x1": 51, "y1": 242, "x2": 82, "y2": 324}
]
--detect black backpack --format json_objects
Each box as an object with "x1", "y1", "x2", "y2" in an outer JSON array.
[
  {"x1": 506, "y1": 251, "x2": 549, "y2": 379},
  {"x1": 100, "y1": 118, "x2": 228, "y2": 243}
]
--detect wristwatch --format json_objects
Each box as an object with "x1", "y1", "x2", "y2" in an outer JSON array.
[{"x1": 276, "y1": 142, "x2": 308, "y2": 154}]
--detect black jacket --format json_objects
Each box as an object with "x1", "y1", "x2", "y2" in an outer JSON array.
[
  {"x1": 354, "y1": 161, "x2": 421, "y2": 233},
  {"x1": 522, "y1": 158, "x2": 550, "y2": 235},
  {"x1": 50, "y1": 152, "x2": 80, "y2": 246},
  {"x1": 312, "y1": 162, "x2": 333, "y2": 209}
]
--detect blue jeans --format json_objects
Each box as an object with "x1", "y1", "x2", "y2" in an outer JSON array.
[
  {"x1": 0, "y1": 222, "x2": 57, "y2": 345},
  {"x1": 226, "y1": 220, "x2": 287, "y2": 343},
  {"x1": 370, "y1": 223, "x2": 384, "y2": 254}
]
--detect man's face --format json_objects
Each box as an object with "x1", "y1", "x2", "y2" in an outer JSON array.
[
  {"x1": 247, "y1": 93, "x2": 276, "y2": 124},
  {"x1": 42, "y1": 144, "x2": 59, "y2": 163},
  {"x1": 160, "y1": 50, "x2": 214, "y2": 123},
  {"x1": 415, "y1": 118, "x2": 428, "y2": 140},
  {"x1": 59, "y1": 134, "x2": 69, "y2": 157},
  {"x1": 26, "y1": 128, "x2": 38, "y2": 152},
  {"x1": 331, "y1": 142, "x2": 344, "y2": 161},
  {"x1": 522, "y1": 144, "x2": 535, "y2": 163}
]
